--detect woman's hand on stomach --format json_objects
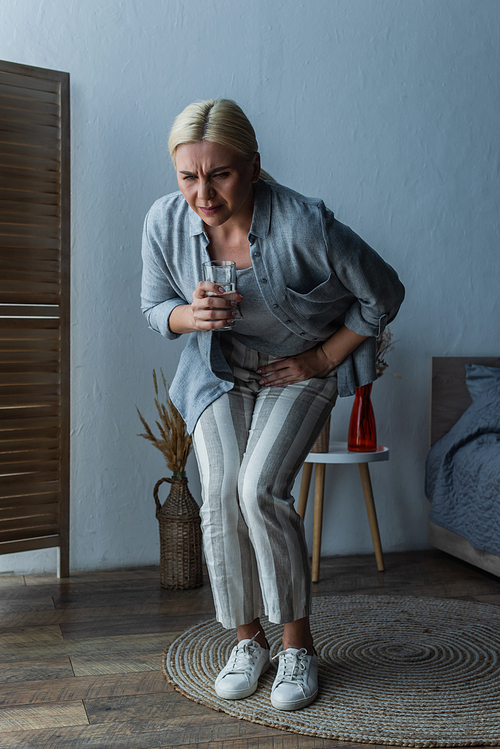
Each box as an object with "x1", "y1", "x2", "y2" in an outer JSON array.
[
  {"x1": 256, "y1": 326, "x2": 368, "y2": 387},
  {"x1": 256, "y1": 345, "x2": 334, "y2": 387}
]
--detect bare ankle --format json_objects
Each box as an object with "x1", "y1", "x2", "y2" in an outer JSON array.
[
  {"x1": 237, "y1": 619, "x2": 267, "y2": 649},
  {"x1": 282, "y1": 638, "x2": 314, "y2": 655},
  {"x1": 282, "y1": 616, "x2": 314, "y2": 654}
]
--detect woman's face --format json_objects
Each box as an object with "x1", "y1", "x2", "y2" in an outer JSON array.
[{"x1": 175, "y1": 140, "x2": 260, "y2": 229}]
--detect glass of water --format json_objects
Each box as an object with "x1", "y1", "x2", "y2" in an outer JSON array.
[{"x1": 202, "y1": 260, "x2": 237, "y2": 331}]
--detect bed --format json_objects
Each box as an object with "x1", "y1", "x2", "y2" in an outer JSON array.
[{"x1": 426, "y1": 356, "x2": 500, "y2": 576}]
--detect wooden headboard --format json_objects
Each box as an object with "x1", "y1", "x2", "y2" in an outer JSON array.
[{"x1": 430, "y1": 357, "x2": 500, "y2": 446}]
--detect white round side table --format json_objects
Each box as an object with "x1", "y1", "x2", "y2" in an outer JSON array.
[{"x1": 297, "y1": 441, "x2": 390, "y2": 582}]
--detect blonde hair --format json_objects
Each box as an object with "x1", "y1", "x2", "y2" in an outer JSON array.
[{"x1": 168, "y1": 99, "x2": 274, "y2": 181}]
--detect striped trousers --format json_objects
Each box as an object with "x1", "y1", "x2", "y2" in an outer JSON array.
[{"x1": 192, "y1": 337, "x2": 338, "y2": 629}]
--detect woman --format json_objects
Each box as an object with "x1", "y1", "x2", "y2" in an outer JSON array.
[{"x1": 141, "y1": 99, "x2": 404, "y2": 711}]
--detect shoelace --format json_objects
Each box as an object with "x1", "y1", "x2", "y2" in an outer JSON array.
[
  {"x1": 226, "y1": 634, "x2": 262, "y2": 674},
  {"x1": 273, "y1": 647, "x2": 308, "y2": 684}
]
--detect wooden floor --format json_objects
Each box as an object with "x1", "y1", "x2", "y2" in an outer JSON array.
[{"x1": 0, "y1": 549, "x2": 499, "y2": 749}]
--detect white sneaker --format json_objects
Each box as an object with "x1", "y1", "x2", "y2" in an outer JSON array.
[
  {"x1": 215, "y1": 636, "x2": 271, "y2": 699},
  {"x1": 271, "y1": 647, "x2": 318, "y2": 710}
]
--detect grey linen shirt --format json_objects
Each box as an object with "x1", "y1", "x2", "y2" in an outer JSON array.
[{"x1": 141, "y1": 179, "x2": 405, "y2": 434}]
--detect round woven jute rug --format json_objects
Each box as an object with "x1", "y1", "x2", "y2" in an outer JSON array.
[{"x1": 162, "y1": 595, "x2": 500, "y2": 747}]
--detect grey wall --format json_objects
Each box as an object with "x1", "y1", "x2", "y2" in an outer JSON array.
[{"x1": 1, "y1": 0, "x2": 498, "y2": 573}]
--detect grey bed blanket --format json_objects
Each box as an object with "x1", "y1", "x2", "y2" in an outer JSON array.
[{"x1": 425, "y1": 381, "x2": 500, "y2": 556}]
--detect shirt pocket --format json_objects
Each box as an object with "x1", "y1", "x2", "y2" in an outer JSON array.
[{"x1": 285, "y1": 273, "x2": 353, "y2": 329}]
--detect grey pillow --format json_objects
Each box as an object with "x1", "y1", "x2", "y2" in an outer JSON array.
[{"x1": 465, "y1": 363, "x2": 500, "y2": 401}]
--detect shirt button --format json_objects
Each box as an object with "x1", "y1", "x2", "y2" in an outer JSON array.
[
  {"x1": 300, "y1": 332, "x2": 306, "y2": 336},
  {"x1": 273, "y1": 304, "x2": 279, "y2": 309},
  {"x1": 261, "y1": 278, "x2": 268, "y2": 284},
  {"x1": 253, "y1": 251, "x2": 261, "y2": 257},
  {"x1": 285, "y1": 319, "x2": 293, "y2": 324}
]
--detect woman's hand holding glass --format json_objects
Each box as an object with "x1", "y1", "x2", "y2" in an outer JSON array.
[{"x1": 190, "y1": 280, "x2": 243, "y2": 331}]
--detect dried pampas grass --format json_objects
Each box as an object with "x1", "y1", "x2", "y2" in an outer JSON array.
[
  {"x1": 376, "y1": 326, "x2": 397, "y2": 378},
  {"x1": 137, "y1": 369, "x2": 192, "y2": 474}
]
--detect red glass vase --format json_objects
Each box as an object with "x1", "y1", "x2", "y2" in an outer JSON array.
[{"x1": 348, "y1": 383, "x2": 377, "y2": 452}]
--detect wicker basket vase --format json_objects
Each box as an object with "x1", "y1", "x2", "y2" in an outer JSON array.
[{"x1": 154, "y1": 472, "x2": 203, "y2": 589}]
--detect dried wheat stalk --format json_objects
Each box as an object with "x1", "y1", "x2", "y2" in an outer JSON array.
[{"x1": 137, "y1": 369, "x2": 192, "y2": 473}]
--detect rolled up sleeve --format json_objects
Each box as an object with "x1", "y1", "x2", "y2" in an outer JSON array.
[
  {"x1": 140, "y1": 211, "x2": 186, "y2": 340},
  {"x1": 322, "y1": 207, "x2": 405, "y2": 337}
]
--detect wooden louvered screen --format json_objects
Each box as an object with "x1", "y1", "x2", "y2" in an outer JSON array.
[{"x1": 0, "y1": 61, "x2": 70, "y2": 576}]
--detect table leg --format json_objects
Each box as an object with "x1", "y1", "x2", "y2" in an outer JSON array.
[
  {"x1": 297, "y1": 462, "x2": 313, "y2": 519},
  {"x1": 358, "y1": 463, "x2": 385, "y2": 572},
  {"x1": 312, "y1": 463, "x2": 326, "y2": 583}
]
